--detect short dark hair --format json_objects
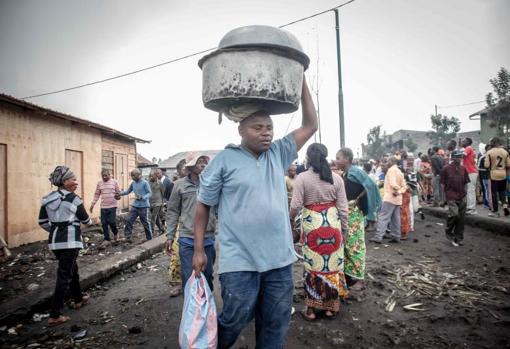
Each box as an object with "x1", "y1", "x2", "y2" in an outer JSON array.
[
  {"x1": 432, "y1": 146, "x2": 439, "y2": 153},
  {"x1": 337, "y1": 148, "x2": 354, "y2": 164},
  {"x1": 417, "y1": 152, "x2": 422, "y2": 157},
  {"x1": 490, "y1": 137, "x2": 502, "y2": 146},
  {"x1": 363, "y1": 162, "x2": 372, "y2": 173},
  {"x1": 464, "y1": 137, "x2": 472, "y2": 146}
]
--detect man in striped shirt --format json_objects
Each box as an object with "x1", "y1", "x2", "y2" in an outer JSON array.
[{"x1": 90, "y1": 169, "x2": 120, "y2": 243}]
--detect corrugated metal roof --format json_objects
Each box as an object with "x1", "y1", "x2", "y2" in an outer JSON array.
[
  {"x1": 159, "y1": 150, "x2": 222, "y2": 169},
  {"x1": 0, "y1": 93, "x2": 150, "y2": 143}
]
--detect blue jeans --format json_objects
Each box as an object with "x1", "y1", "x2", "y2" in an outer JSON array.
[
  {"x1": 124, "y1": 207, "x2": 152, "y2": 240},
  {"x1": 218, "y1": 264, "x2": 294, "y2": 349},
  {"x1": 179, "y1": 240, "x2": 216, "y2": 291}
]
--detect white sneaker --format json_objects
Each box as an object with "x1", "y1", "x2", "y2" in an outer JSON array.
[
  {"x1": 451, "y1": 241, "x2": 459, "y2": 247},
  {"x1": 488, "y1": 212, "x2": 501, "y2": 218}
]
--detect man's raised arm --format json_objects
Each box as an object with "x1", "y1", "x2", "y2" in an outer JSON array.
[{"x1": 291, "y1": 76, "x2": 318, "y2": 152}]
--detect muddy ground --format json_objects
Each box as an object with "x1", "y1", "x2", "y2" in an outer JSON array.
[
  {"x1": 0, "y1": 215, "x2": 509, "y2": 348},
  {"x1": 0, "y1": 219, "x2": 159, "y2": 305}
]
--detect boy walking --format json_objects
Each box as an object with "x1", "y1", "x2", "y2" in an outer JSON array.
[{"x1": 118, "y1": 169, "x2": 152, "y2": 241}]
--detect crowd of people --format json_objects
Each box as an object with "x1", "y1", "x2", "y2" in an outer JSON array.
[{"x1": 36, "y1": 75, "x2": 510, "y2": 348}]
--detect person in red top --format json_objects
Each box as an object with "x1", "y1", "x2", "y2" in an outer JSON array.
[
  {"x1": 462, "y1": 138, "x2": 478, "y2": 215},
  {"x1": 440, "y1": 150, "x2": 470, "y2": 247}
]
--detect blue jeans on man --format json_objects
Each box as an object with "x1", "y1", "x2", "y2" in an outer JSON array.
[
  {"x1": 217, "y1": 264, "x2": 294, "y2": 349},
  {"x1": 178, "y1": 239, "x2": 216, "y2": 291},
  {"x1": 124, "y1": 206, "x2": 152, "y2": 240}
]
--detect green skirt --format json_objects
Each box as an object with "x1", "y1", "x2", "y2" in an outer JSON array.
[{"x1": 344, "y1": 203, "x2": 366, "y2": 280}]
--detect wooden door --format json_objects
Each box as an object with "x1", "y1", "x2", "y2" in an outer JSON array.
[
  {"x1": 114, "y1": 153, "x2": 129, "y2": 210},
  {"x1": 0, "y1": 144, "x2": 6, "y2": 244},
  {"x1": 65, "y1": 149, "x2": 84, "y2": 198}
]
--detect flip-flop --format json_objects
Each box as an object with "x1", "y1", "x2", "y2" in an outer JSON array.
[
  {"x1": 48, "y1": 315, "x2": 70, "y2": 327},
  {"x1": 300, "y1": 309, "x2": 316, "y2": 322}
]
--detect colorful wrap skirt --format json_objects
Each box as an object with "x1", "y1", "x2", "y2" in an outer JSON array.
[
  {"x1": 302, "y1": 202, "x2": 348, "y2": 312},
  {"x1": 344, "y1": 202, "x2": 366, "y2": 280},
  {"x1": 401, "y1": 192, "x2": 411, "y2": 236}
]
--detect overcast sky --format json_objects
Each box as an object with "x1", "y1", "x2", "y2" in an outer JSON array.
[{"x1": 1, "y1": 0, "x2": 509, "y2": 161}]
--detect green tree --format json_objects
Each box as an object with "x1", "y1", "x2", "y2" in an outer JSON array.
[
  {"x1": 405, "y1": 138, "x2": 418, "y2": 153},
  {"x1": 485, "y1": 67, "x2": 510, "y2": 138},
  {"x1": 426, "y1": 114, "x2": 461, "y2": 148},
  {"x1": 363, "y1": 125, "x2": 391, "y2": 159}
]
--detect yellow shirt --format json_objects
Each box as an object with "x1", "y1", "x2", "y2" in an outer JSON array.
[
  {"x1": 383, "y1": 165, "x2": 407, "y2": 205},
  {"x1": 485, "y1": 147, "x2": 510, "y2": 181}
]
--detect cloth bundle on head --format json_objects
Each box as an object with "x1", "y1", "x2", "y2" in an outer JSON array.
[
  {"x1": 218, "y1": 102, "x2": 266, "y2": 124},
  {"x1": 307, "y1": 143, "x2": 333, "y2": 184},
  {"x1": 49, "y1": 166, "x2": 75, "y2": 187}
]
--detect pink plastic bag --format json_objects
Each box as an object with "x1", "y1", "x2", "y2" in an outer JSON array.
[{"x1": 179, "y1": 271, "x2": 218, "y2": 349}]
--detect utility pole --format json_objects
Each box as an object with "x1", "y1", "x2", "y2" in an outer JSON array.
[
  {"x1": 334, "y1": 9, "x2": 345, "y2": 148},
  {"x1": 435, "y1": 104, "x2": 438, "y2": 117}
]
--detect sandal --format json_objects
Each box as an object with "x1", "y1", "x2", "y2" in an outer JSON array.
[
  {"x1": 48, "y1": 315, "x2": 70, "y2": 327},
  {"x1": 73, "y1": 294, "x2": 90, "y2": 310},
  {"x1": 324, "y1": 311, "x2": 338, "y2": 320},
  {"x1": 300, "y1": 308, "x2": 316, "y2": 322}
]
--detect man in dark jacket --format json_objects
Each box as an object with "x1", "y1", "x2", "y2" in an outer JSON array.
[{"x1": 440, "y1": 150, "x2": 469, "y2": 247}]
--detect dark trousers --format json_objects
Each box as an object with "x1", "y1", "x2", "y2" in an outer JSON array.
[
  {"x1": 150, "y1": 205, "x2": 164, "y2": 234},
  {"x1": 490, "y1": 179, "x2": 507, "y2": 212},
  {"x1": 218, "y1": 264, "x2": 294, "y2": 349},
  {"x1": 100, "y1": 207, "x2": 118, "y2": 241},
  {"x1": 179, "y1": 240, "x2": 216, "y2": 291},
  {"x1": 446, "y1": 198, "x2": 466, "y2": 242},
  {"x1": 125, "y1": 206, "x2": 152, "y2": 240},
  {"x1": 50, "y1": 249, "x2": 83, "y2": 318}
]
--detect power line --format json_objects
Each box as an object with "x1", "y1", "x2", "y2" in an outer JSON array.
[
  {"x1": 21, "y1": 0, "x2": 356, "y2": 100},
  {"x1": 437, "y1": 100, "x2": 485, "y2": 109}
]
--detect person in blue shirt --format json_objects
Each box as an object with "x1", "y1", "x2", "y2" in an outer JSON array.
[
  {"x1": 192, "y1": 77, "x2": 318, "y2": 349},
  {"x1": 117, "y1": 169, "x2": 152, "y2": 241}
]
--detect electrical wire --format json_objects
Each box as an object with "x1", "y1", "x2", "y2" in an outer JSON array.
[
  {"x1": 21, "y1": 0, "x2": 356, "y2": 99},
  {"x1": 437, "y1": 100, "x2": 485, "y2": 109}
]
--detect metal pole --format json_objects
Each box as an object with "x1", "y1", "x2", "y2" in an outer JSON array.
[
  {"x1": 435, "y1": 104, "x2": 438, "y2": 116},
  {"x1": 334, "y1": 9, "x2": 345, "y2": 148}
]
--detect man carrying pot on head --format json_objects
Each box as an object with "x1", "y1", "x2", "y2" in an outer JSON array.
[
  {"x1": 192, "y1": 77, "x2": 318, "y2": 349},
  {"x1": 165, "y1": 154, "x2": 216, "y2": 292}
]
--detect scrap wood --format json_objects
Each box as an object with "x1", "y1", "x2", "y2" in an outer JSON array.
[{"x1": 403, "y1": 303, "x2": 425, "y2": 311}]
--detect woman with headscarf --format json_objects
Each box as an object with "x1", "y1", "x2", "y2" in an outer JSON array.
[
  {"x1": 39, "y1": 166, "x2": 94, "y2": 326},
  {"x1": 336, "y1": 148, "x2": 381, "y2": 291},
  {"x1": 290, "y1": 143, "x2": 349, "y2": 321}
]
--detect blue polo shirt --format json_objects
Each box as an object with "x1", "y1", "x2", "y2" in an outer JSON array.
[{"x1": 198, "y1": 134, "x2": 298, "y2": 274}]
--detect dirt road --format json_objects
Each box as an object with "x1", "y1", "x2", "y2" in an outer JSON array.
[{"x1": 1, "y1": 215, "x2": 509, "y2": 348}]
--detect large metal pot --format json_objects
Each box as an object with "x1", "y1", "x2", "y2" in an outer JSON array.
[{"x1": 199, "y1": 25, "x2": 310, "y2": 116}]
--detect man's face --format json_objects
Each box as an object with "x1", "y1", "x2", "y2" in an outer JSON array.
[
  {"x1": 239, "y1": 113, "x2": 274, "y2": 154},
  {"x1": 156, "y1": 170, "x2": 163, "y2": 179},
  {"x1": 131, "y1": 172, "x2": 141, "y2": 181},
  {"x1": 288, "y1": 166, "x2": 297, "y2": 178},
  {"x1": 192, "y1": 157, "x2": 209, "y2": 176},
  {"x1": 102, "y1": 172, "x2": 111, "y2": 182},
  {"x1": 335, "y1": 153, "x2": 349, "y2": 170}
]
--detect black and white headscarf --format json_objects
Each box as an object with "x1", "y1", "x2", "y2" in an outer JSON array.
[{"x1": 49, "y1": 166, "x2": 75, "y2": 187}]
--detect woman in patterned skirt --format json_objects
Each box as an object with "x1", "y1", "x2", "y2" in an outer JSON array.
[
  {"x1": 290, "y1": 143, "x2": 349, "y2": 321},
  {"x1": 336, "y1": 148, "x2": 381, "y2": 291}
]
